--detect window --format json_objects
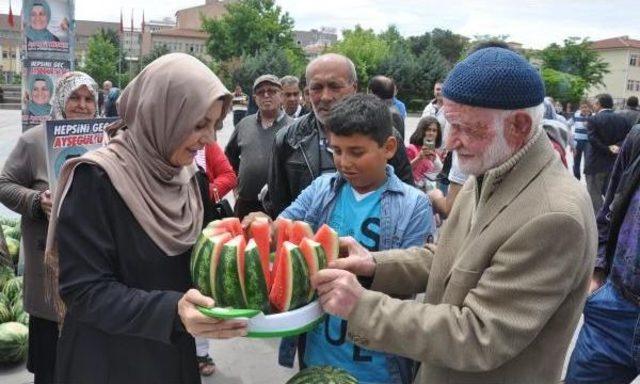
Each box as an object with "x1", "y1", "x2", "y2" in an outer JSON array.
[
  {"x1": 2, "y1": 52, "x2": 7, "y2": 59},
  {"x1": 630, "y1": 80, "x2": 640, "y2": 91},
  {"x1": 629, "y1": 80, "x2": 635, "y2": 91},
  {"x1": 630, "y1": 54, "x2": 638, "y2": 66}
]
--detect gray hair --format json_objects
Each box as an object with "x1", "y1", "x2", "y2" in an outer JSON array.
[
  {"x1": 306, "y1": 53, "x2": 357, "y2": 85},
  {"x1": 280, "y1": 75, "x2": 300, "y2": 87}
]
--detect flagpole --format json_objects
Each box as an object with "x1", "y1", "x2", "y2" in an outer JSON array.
[{"x1": 118, "y1": 8, "x2": 122, "y2": 88}]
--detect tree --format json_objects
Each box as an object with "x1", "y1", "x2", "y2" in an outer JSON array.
[
  {"x1": 539, "y1": 37, "x2": 609, "y2": 88},
  {"x1": 81, "y1": 34, "x2": 119, "y2": 87},
  {"x1": 408, "y1": 32, "x2": 431, "y2": 57},
  {"x1": 202, "y1": 0, "x2": 301, "y2": 62},
  {"x1": 542, "y1": 68, "x2": 588, "y2": 105},
  {"x1": 229, "y1": 44, "x2": 300, "y2": 94},
  {"x1": 431, "y1": 28, "x2": 467, "y2": 65},
  {"x1": 141, "y1": 45, "x2": 170, "y2": 67},
  {"x1": 329, "y1": 25, "x2": 389, "y2": 89}
]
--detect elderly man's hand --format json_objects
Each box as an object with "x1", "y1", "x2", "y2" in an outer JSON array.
[
  {"x1": 312, "y1": 269, "x2": 364, "y2": 319},
  {"x1": 330, "y1": 237, "x2": 376, "y2": 277},
  {"x1": 240, "y1": 211, "x2": 271, "y2": 230}
]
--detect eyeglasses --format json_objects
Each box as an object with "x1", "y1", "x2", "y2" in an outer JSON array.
[{"x1": 255, "y1": 88, "x2": 280, "y2": 97}]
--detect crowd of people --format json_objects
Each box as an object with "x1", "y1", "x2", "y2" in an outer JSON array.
[{"x1": 1, "y1": 40, "x2": 640, "y2": 384}]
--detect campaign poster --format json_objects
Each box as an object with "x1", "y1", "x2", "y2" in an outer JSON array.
[
  {"x1": 22, "y1": 0, "x2": 74, "y2": 54},
  {"x1": 45, "y1": 118, "x2": 117, "y2": 192},
  {"x1": 21, "y1": 59, "x2": 71, "y2": 129}
]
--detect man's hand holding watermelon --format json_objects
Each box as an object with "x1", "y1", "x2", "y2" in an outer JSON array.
[{"x1": 311, "y1": 236, "x2": 376, "y2": 319}]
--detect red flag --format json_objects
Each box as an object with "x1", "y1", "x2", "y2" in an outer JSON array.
[
  {"x1": 8, "y1": 2, "x2": 14, "y2": 28},
  {"x1": 141, "y1": 10, "x2": 145, "y2": 33},
  {"x1": 130, "y1": 9, "x2": 133, "y2": 32},
  {"x1": 119, "y1": 9, "x2": 123, "y2": 34}
]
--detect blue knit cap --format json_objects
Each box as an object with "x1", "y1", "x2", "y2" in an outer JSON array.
[{"x1": 442, "y1": 47, "x2": 545, "y2": 110}]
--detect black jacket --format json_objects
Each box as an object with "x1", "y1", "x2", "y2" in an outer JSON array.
[
  {"x1": 585, "y1": 109, "x2": 631, "y2": 175},
  {"x1": 267, "y1": 112, "x2": 414, "y2": 217}
]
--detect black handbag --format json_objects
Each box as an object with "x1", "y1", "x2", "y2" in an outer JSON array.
[{"x1": 195, "y1": 168, "x2": 233, "y2": 224}]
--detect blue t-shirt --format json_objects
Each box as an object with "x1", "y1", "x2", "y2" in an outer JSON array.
[{"x1": 304, "y1": 183, "x2": 396, "y2": 383}]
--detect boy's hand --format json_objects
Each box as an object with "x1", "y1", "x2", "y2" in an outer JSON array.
[
  {"x1": 312, "y1": 269, "x2": 364, "y2": 319},
  {"x1": 240, "y1": 211, "x2": 271, "y2": 230},
  {"x1": 329, "y1": 237, "x2": 376, "y2": 277}
]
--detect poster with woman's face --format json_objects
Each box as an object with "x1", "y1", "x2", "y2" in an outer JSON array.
[
  {"x1": 22, "y1": 59, "x2": 71, "y2": 130},
  {"x1": 22, "y1": 0, "x2": 74, "y2": 53}
]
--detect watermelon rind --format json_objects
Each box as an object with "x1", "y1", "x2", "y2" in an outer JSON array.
[
  {"x1": 287, "y1": 243, "x2": 310, "y2": 311},
  {"x1": 0, "y1": 322, "x2": 28, "y2": 364},
  {"x1": 242, "y1": 240, "x2": 270, "y2": 314},
  {"x1": 2, "y1": 277, "x2": 23, "y2": 304},
  {"x1": 215, "y1": 236, "x2": 246, "y2": 309},
  {"x1": 0, "y1": 266, "x2": 14, "y2": 289},
  {"x1": 286, "y1": 366, "x2": 358, "y2": 384},
  {"x1": 0, "y1": 217, "x2": 19, "y2": 227},
  {"x1": 299, "y1": 239, "x2": 327, "y2": 303}
]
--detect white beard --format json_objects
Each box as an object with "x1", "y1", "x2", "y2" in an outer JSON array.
[{"x1": 457, "y1": 127, "x2": 514, "y2": 176}]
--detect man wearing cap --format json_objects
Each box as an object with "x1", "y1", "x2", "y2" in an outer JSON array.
[
  {"x1": 312, "y1": 47, "x2": 597, "y2": 383},
  {"x1": 225, "y1": 74, "x2": 293, "y2": 219}
]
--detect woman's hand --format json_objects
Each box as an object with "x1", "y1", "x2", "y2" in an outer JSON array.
[{"x1": 177, "y1": 289, "x2": 248, "y2": 339}]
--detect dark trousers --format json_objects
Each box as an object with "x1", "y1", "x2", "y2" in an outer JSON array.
[
  {"x1": 565, "y1": 281, "x2": 640, "y2": 383},
  {"x1": 234, "y1": 198, "x2": 265, "y2": 221},
  {"x1": 27, "y1": 315, "x2": 58, "y2": 384},
  {"x1": 233, "y1": 110, "x2": 247, "y2": 127},
  {"x1": 586, "y1": 172, "x2": 609, "y2": 215},
  {"x1": 573, "y1": 140, "x2": 588, "y2": 180}
]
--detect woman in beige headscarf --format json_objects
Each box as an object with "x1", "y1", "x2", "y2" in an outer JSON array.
[
  {"x1": 44, "y1": 54, "x2": 246, "y2": 384},
  {"x1": 0, "y1": 70, "x2": 99, "y2": 384}
]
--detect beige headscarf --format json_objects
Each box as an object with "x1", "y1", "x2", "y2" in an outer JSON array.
[{"x1": 45, "y1": 53, "x2": 232, "y2": 317}]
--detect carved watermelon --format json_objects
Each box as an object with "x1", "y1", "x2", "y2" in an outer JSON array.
[
  {"x1": 249, "y1": 217, "x2": 271, "y2": 288},
  {"x1": 269, "y1": 242, "x2": 309, "y2": 312},
  {"x1": 313, "y1": 224, "x2": 339, "y2": 263},
  {"x1": 286, "y1": 366, "x2": 357, "y2": 384},
  {"x1": 299, "y1": 238, "x2": 328, "y2": 302},
  {"x1": 288, "y1": 221, "x2": 314, "y2": 245},
  {"x1": 241, "y1": 239, "x2": 270, "y2": 313},
  {"x1": 214, "y1": 235, "x2": 247, "y2": 309}
]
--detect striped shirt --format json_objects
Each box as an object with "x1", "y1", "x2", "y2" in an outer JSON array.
[{"x1": 570, "y1": 111, "x2": 590, "y2": 142}]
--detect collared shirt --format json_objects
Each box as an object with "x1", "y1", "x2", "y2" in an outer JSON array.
[{"x1": 257, "y1": 109, "x2": 287, "y2": 130}]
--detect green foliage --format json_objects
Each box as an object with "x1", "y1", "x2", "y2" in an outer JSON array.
[
  {"x1": 408, "y1": 32, "x2": 431, "y2": 57},
  {"x1": 81, "y1": 33, "x2": 119, "y2": 87},
  {"x1": 98, "y1": 28, "x2": 120, "y2": 48},
  {"x1": 329, "y1": 25, "x2": 390, "y2": 89},
  {"x1": 202, "y1": 0, "x2": 301, "y2": 62},
  {"x1": 228, "y1": 44, "x2": 301, "y2": 95},
  {"x1": 539, "y1": 37, "x2": 610, "y2": 87},
  {"x1": 542, "y1": 68, "x2": 588, "y2": 105},
  {"x1": 141, "y1": 45, "x2": 170, "y2": 68},
  {"x1": 431, "y1": 28, "x2": 467, "y2": 65}
]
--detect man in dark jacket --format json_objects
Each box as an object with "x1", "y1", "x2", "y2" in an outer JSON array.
[
  {"x1": 266, "y1": 53, "x2": 414, "y2": 218},
  {"x1": 368, "y1": 75, "x2": 405, "y2": 139},
  {"x1": 565, "y1": 123, "x2": 640, "y2": 383},
  {"x1": 585, "y1": 93, "x2": 631, "y2": 214},
  {"x1": 617, "y1": 96, "x2": 640, "y2": 128}
]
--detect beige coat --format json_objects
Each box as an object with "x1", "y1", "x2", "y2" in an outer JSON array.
[{"x1": 347, "y1": 131, "x2": 597, "y2": 383}]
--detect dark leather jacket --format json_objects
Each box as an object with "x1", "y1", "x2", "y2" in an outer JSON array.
[{"x1": 267, "y1": 112, "x2": 414, "y2": 217}]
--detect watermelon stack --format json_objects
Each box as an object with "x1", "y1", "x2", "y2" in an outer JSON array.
[
  {"x1": 190, "y1": 217, "x2": 339, "y2": 314},
  {"x1": 0, "y1": 215, "x2": 30, "y2": 364}
]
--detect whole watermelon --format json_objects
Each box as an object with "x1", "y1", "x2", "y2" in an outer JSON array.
[
  {"x1": 0, "y1": 217, "x2": 19, "y2": 227},
  {"x1": 3, "y1": 226, "x2": 20, "y2": 242},
  {"x1": 0, "y1": 322, "x2": 28, "y2": 363},
  {"x1": 286, "y1": 366, "x2": 358, "y2": 384},
  {"x1": 11, "y1": 299, "x2": 24, "y2": 321},
  {"x1": 2, "y1": 277, "x2": 22, "y2": 304},
  {"x1": 16, "y1": 312, "x2": 29, "y2": 326},
  {"x1": 0, "y1": 301, "x2": 12, "y2": 323},
  {"x1": 0, "y1": 265, "x2": 14, "y2": 289},
  {"x1": 5, "y1": 238, "x2": 19, "y2": 265}
]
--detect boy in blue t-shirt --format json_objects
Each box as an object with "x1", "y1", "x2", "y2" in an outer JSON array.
[{"x1": 278, "y1": 94, "x2": 434, "y2": 383}]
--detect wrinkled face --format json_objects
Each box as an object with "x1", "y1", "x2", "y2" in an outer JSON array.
[
  {"x1": 307, "y1": 60, "x2": 357, "y2": 124},
  {"x1": 424, "y1": 123, "x2": 439, "y2": 143},
  {"x1": 329, "y1": 132, "x2": 396, "y2": 194},
  {"x1": 65, "y1": 86, "x2": 96, "y2": 119},
  {"x1": 30, "y1": 5, "x2": 48, "y2": 30},
  {"x1": 103, "y1": 82, "x2": 112, "y2": 95},
  {"x1": 444, "y1": 99, "x2": 514, "y2": 176},
  {"x1": 32, "y1": 80, "x2": 51, "y2": 105},
  {"x1": 282, "y1": 83, "x2": 301, "y2": 115},
  {"x1": 433, "y1": 82, "x2": 443, "y2": 100},
  {"x1": 169, "y1": 100, "x2": 223, "y2": 167},
  {"x1": 254, "y1": 84, "x2": 282, "y2": 114}
]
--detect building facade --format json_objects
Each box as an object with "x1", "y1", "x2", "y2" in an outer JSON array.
[
  {"x1": 590, "y1": 36, "x2": 640, "y2": 104},
  {"x1": 0, "y1": 15, "x2": 22, "y2": 82}
]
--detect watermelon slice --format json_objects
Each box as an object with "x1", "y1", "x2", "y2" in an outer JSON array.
[
  {"x1": 249, "y1": 217, "x2": 272, "y2": 288},
  {"x1": 242, "y1": 239, "x2": 271, "y2": 313},
  {"x1": 274, "y1": 217, "x2": 292, "y2": 251},
  {"x1": 299, "y1": 238, "x2": 328, "y2": 302},
  {"x1": 208, "y1": 218, "x2": 243, "y2": 237},
  {"x1": 288, "y1": 221, "x2": 314, "y2": 245},
  {"x1": 313, "y1": 224, "x2": 339, "y2": 263},
  {"x1": 269, "y1": 242, "x2": 310, "y2": 312},
  {"x1": 193, "y1": 233, "x2": 232, "y2": 297},
  {"x1": 215, "y1": 235, "x2": 247, "y2": 308}
]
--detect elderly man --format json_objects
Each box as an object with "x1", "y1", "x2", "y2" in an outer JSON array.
[
  {"x1": 225, "y1": 74, "x2": 293, "y2": 219},
  {"x1": 280, "y1": 75, "x2": 309, "y2": 118},
  {"x1": 267, "y1": 53, "x2": 413, "y2": 217},
  {"x1": 313, "y1": 47, "x2": 597, "y2": 383}
]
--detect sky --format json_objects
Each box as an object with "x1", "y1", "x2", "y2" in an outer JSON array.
[{"x1": 2, "y1": 0, "x2": 638, "y2": 49}]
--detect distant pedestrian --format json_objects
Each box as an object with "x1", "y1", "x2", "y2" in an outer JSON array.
[{"x1": 231, "y1": 85, "x2": 248, "y2": 126}]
